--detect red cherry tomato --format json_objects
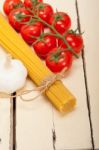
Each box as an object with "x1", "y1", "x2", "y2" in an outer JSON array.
[
  {"x1": 58, "y1": 33, "x2": 84, "y2": 54},
  {"x1": 8, "y1": 8, "x2": 31, "y2": 32},
  {"x1": 33, "y1": 35, "x2": 57, "y2": 59},
  {"x1": 46, "y1": 48, "x2": 72, "y2": 73},
  {"x1": 49, "y1": 12, "x2": 71, "y2": 34},
  {"x1": 21, "y1": 22, "x2": 44, "y2": 44},
  {"x1": 24, "y1": 0, "x2": 43, "y2": 8},
  {"x1": 36, "y1": 3, "x2": 54, "y2": 24},
  {"x1": 3, "y1": 0, "x2": 23, "y2": 15}
]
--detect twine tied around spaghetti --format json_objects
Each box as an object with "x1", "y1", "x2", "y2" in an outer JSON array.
[{"x1": 0, "y1": 68, "x2": 68, "y2": 101}]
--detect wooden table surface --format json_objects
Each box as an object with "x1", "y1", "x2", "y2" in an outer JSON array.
[{"x1": 0, "y1": 0, "x2": 99, "y2": 150}]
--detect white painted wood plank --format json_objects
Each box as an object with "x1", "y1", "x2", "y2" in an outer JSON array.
[
  {"x1": 16, "y1": 79, "x2": 54, "y2": 150},
  {"x1": 78, "y1": 0, "x2": 99, "y2": 149},
  {"x1": 0, "y1": 49, "x2": 10, "y2": 150},
  {"x1": 50, "y1": 0, "x2": 92, "y2": 149},
  {"x1": 0, "y1": 98, "x2": 10, "y2": 150},
  {"x1": 54, "y1": 59, "x2": 91, "y2": 150}
]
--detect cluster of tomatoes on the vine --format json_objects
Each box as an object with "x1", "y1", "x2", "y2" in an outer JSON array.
[{"x1": 3, "y1": 0, "x2": 84, "y2": 73}]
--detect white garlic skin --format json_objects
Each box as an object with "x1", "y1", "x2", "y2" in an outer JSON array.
[{"x1": 0, "y1": 59, "x2": 27, "y2": 94}]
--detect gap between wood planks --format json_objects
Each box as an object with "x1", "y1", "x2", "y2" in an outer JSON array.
[
  {"x1": 10, "y1": 93, "x2": 16, "y2": 150},
  {"x1": 9, "y1": 0, "x2": 95, "y2": 150},
  {"x1": 75, "y1": 0, "x2": 95, "y2": 150}
]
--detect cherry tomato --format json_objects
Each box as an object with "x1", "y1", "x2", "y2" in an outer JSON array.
[
  {"x1": 58, "y1": 33, "x2": 84, "y2": 54},
  {"x1": 3, "y1": 0, "x2": 23, "y2": 15},
  {"x1": 33, "y1": 35, "x2": 57, "y2": 59},
  {"x1": 8, "y1": 8, "x2": 31, "y2": 31},
  {"x1": 46, "y1": 48, "x2": 72, "y2": 73},
  {"x1": 24, "y1": 0, "x2": 43, "y2": 8},
  {"x1": 36, "y1": 3, "x2": 54, "y2": 24},
  {"x1": 49, "y1": 12, "x2": 71, "y2": 34},
  {"x1": 21, "y1": 22, "x2": 44, "y2": 44}
]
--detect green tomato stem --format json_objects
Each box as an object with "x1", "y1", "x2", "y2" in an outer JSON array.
[
  {"x1": 33, "y1": 15, "x2": 78, "y2": 58},
  {"x1": 21, "y1": 9, "x2": 79, "y2": 58}
]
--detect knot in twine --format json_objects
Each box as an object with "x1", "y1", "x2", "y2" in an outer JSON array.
[{"x1": 0, "y1": 68, "x2": 67, "y2": 101}]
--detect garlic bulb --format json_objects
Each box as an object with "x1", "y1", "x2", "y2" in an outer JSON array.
[{"x1": 0, "y1": 54, "x2": 27, "y2": 94}]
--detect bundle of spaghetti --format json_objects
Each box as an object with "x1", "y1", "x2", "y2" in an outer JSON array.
[{"x1": 0, "y1": 13, "x2": 76, "y2": 112}]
